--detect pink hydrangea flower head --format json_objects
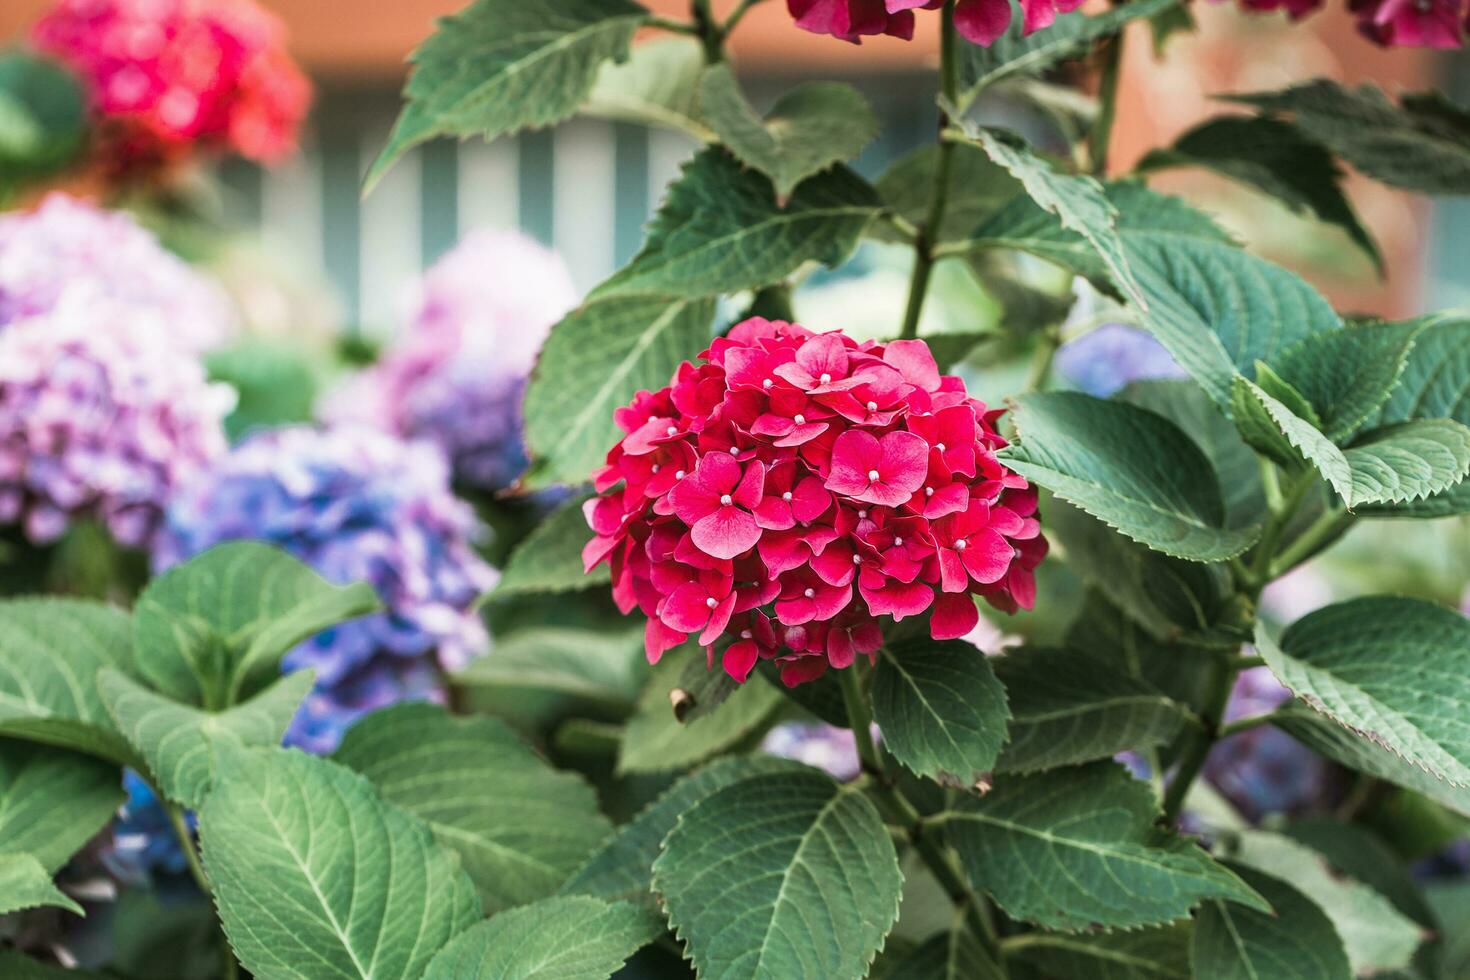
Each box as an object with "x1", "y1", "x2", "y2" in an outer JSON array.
[
  {"x1": 1350, "y1": 0, "x2": 1464, "y2": 46},
  {"x1": 584, "y1": 317, "x2": 1046, "y2": 687},
  {"x1": 0, "y1": 194, "x2": 236, "y2": 352},
  {"x1": 31, "y1": 0, "x2": 311, "y2": 175},
  {"x1": 0, "y1": 291, "x2": 232, "y2": 549},
  {"x1": 787, "y1": 0, "x2": 1083, "y2": 45}
]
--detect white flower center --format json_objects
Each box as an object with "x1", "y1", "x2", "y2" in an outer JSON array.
[
  {"x1": 858, "y1": 510, "x2": 868, "y2": 519},
  {"x1": 924, "y1": 486, "x2": 934, "y2": 497},
  {"x1": 955, "y1": 539, "x2": 967, "y2": 551},
  {"x1": 720, "y1": 494, "x2": 733, "y2": 506},
  {"x1": 935, "y1": 442, "x2": 946, "y2": 452},
  {"x1": 793, "y1": 414, "x2": 806, "y2": 425},
  {"x1": 666, "y1": 426, "x2": 678, "y2": 437},
  {"x1": 741, "y1": 630, "x2": 752, "y2": 639},
  {"x1": 675, "y1": 469, "x2": 686, "y2": 479},
  {"x1": 852, "y1": 554, "x2": 862, "y2": 564},
  {"x1": 866, "y1": 401, "x2": 878, "y2": 412},
  {"x1": 803, "y1": 588, "x2": 816, "y2": 598},
  {"x1": 651, "y1": 464, "x2": 661, "y2": 474},
  {"x1": 729, "y1": 447, "x2": 740, "y2": 456},
  {"x1": 782, "y1": 491, "x2": 793, "y2": 501},
  {"x1": 867, "y1": 470, "x2": 880, "y2": 482},
  {"x1": 819, "y1": 373, "x2": 832, "y2": 384},
  {"x1": 763, "y1": 378, "x2": 773, "y2": 388},
  {"x1": 894, "y1": 536, "x2": 903, "y2": 546},
  {"x1": 705, "y1": 597, "x2": 718, "y2": 608}
]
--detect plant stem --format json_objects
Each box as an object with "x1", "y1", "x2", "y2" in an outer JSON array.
[
  {"x1": 646, "y1": 15, "x2": 699, "y2": 35},
  {"x1": 1022, "y1": 327, "x2": 1062, "y2": 392},
  {"x1": 1245, "y1": 469, "x2": 1315, "y2": 596},
  {"x1": 723, "y1": 0, "x2": 769, "y2": 33},
  {"x1": 1217, "y1": 712, "x2": 1274, "y2": 740},
  {"x1": 691, "y1": 0, "x2": 725, "y2": 62},
  {"x1": 1160, "y1": 650, "x2": 1233, "y2": 823},
  {"x1": 837, "y1": 665, "x2": 1003, "y2": 966},
  {"x1": 1089, "y1": 29, "x2": 1125, "y2": 176},
  {"x1": 164, "y1": 800, "x2": 240, "y2": 980},
  {"x1": 1270, "y1": 507, "x2": 1351, "y2": 580},
  {"x1": 897, "y1": 0, "x2": 959, "y2": 341}
]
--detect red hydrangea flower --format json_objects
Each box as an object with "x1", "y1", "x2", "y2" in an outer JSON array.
[
  {"x1": 584, "y1": 318, "x2": 1047, "y2": 687},
  {"x1": 787, "y1": 0, "x2": 1083, "y2": 46},
  {"x1": 31, "y1": 0, "x2": 312, "y2": 177},
  {"x1": 1350, "y1": 0, "x2": 1464, "y2": 46}
]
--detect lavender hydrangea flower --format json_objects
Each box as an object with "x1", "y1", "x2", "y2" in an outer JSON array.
[
  {"x1": 0, "y1": 293, "x2": 232, "y2": 549},
  {"x1": 158, "y1": 424, "x2": 496, "y2": 753},
  {"x1": 1203, "y1": 666, "x2": 1333, "y2": 821},
  {"x1": 1055, "y1": 322, "x2": 1186, "y2": 397},
  {"x1": 323, "y1": 230, "x2": 578, "y2": 492},
  {"x1": 761, "y1": 723, "x2": 868, "y2": 781},
  {"x1": 0, "y1": 194, "x2": 236, "y2": 352}
]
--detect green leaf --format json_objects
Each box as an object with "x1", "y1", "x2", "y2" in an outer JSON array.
[
  {"x1": 582, "y1": 38, "x2": 714, "y2": 140},
  {"x1": 592, "y1": 148, "x2": 880, "y2": 300},
  {"x1": 1271, "y1": 705, "x2": 1470, "y2": 817},
  {"x1": 1283, "y1": 817, "x2": 1437, "y2": 928},
  {"x1": 874, "y1": 926, "x2": 1005, "y2": 979},
  {"x1": 0, "y1": 741, "x2": 122, "y2": 873},
  {"x1": 1067, "y1": 591, "x2": 1224, "y2": 714},
  {"x1": 955, "y1": 125, "x2": 1143, "y2": 302},
  {"x1": 618, "y1": 654, "x2": 783, "y2": 774},
  {"x1": 1138, "y1": 116, "x2": 1381, "y2": 272},
  {"x1": 1230, "y1": 80, "x2": 1470, "y2": 195},
  {"x1": 0, "y1": 853, "x2": 81, "y2": 917},
  {"x1": 994, "y1": 646, "x2": 1194, "y2": 773},
  {"x1": 1230, "y1": 373, "x2": 1327, "y2": 471},
  {"x1": 955, "y1": 0, "x2": 1180, "y2": 110},
  {"x1": 366, "y1": 0, "x2": 649, "y2": 190},
  {"x1": 0, "y1": 51, "x2": 86, "y2": 192},
  {"x1": 871, "y1": 638, "x2": 1009, "y2": 786},
  {"x1": 521, "y1": 296, "x2": 714, "y2": 488},
  {"x1": 491, "y1": 495, "x2": 610, "y2": 595},
  {"x1": 422, "y1": 895, "x2": 661, "y2": 979},
  {"x1": 873, "y1": 142, "x2": 1020, "y2": 246},
  {"x1": 1272, "y1": 319, "x2": 1426, "y2": 441},
  {"x1": 1001, "y1": 392, "x2": 1261, "y2": 561},
  {"x1": 562, "y1": 755, "x2": 802, "y2": 907},
  {"x1": 0, "y1": 952, "x2": 106, "y2": 979},
  {"x1": 453, "y1": 626, "x2": 642, "y2": 707},
  {"x1": 134, "y1": 542, "x2": 380, "y2": 709},
  {"x1": 0, "y1": 597, "x2": 137, "y2": 764},
  {"x1": 948, "y1": 762, "x2": 1268, "y2": 930},
  {"x1": 1225, "y1": 830, "x2": 1425, "y2": 974},
  {"x1": 701, "y1": 67, "x2": 877, "y2": 202},
  {"x1": 1191, "y1": 863, "x2": 1351, "y2": 980},
  {"x1": 333, "y1": 702, "x2": 610, "y2": 914},
  {"x1": 1008, "y1": 925, "x2": 1192, "y2": 980},
  {"x1": 1257, "y1": 597, "x2": 1470, "y2": 790},
  {"x1": 652, "y1": 769, "x2": 902, "y2": 980},
  {"x1": 199, "y1": 746, "x2": 482, "y2": 980},
  {"x1": 97, "y1": 667, "x2": 314, "y2": 808}
]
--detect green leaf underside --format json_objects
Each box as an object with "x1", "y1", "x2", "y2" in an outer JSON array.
[
  {"x1": 1002, "y1": 392, "x2": 1260, "y2": 561},
  {"x1": 593, "y1": 148, "x2": 881, "y2": 300},
  {"x1": 1257, "y1": 596, "x2": 1470, "y2": 790},
  {"x1": 1231, "y1": 80, "x2": 1470, "y2": 195},
  {"x1": 653, "y1": 769, "x2": 902, "y2": 980},
  {"x1": 1191, "y1": 863, "x2": 1351, "y2": 980},
  {"x1": 994, "y1": 647, "x2": 1194, "y2": 773},
  {"x1": 366, "y1": 0, "x2": 648, "y2": 190},
  {"x1": 522, "y1": 296, "x2": 715, "y2": 489},
  {"x1": 452, "y1": 626, "x2": 643, "y2": 705},
  {"x1": 1227, "y1": 831, "x2": 1424, "y2": 974},
  {"x1": 333, "y1": 702, "x2": 610, "y2": 914},
  {"x1": 0, "y1": 741, "x2": 123, "y2": 873},
  {"x1": 561, "y1": 755, "x2": 804, "y2": 907},
  {"x1": 1283, "y1": 817, "x2": 1438, "y2": 929},
  {"x1": 98, "y1": 667, "x2": 314, "y2": 808},
  {"x1": 877, "y1": 926, "x2": 1005, "y2": 979},
  {"x1": 582, "y1": 38, "x2": 713, "y2": 140},
  {"x1": 0, "y1": 597, "x2": 136, "y2": 763},
  {"x1": 948, "y1": 762, "x2": 1268, "y2": 930},
  {"x1": 1011, "y1": 925, "x2": 1192, "y2": 980},
  {"x1": 701, "y1": 66, "x2": 878, "y2": 201},
  {"x1": 872, "y1": 639, "x2": 1010, "y2": 786},
  {"x1": 133, "y1": 542, "x2": 380, "y2": 708},
  {"x1": 618, "y1": 654, "x2": 783, "y2": 773},
  {"x1": 200, "y1": 747, "x2": 482, "y2": 980},
  {"x1": 1139, "y1": 115, "x2": 1381, "y2": 271},
  {"x1": 422, "y1": 895, "x2": 661, "y2": 980},
  {"x1": 0, "y1": 853, "x2": 81, "y2": 917},
  {"x1": 956, "y1": 0, "x2": 1179, "y2": 109},
  {"x1": 491, "y1": 494, "x2": 611, "y2": 594}
]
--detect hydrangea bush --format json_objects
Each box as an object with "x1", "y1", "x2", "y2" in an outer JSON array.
[{"x1": 5, "y1": 0, "x2": 1470, "y2": 978}]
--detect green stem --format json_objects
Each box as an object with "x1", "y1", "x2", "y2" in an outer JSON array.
[
  {"x1": 1225, "y1": 654, "x2": 1264, "y2": 672},
  {"x1": 691, "y1": 0, "x2": 725, "y2": 62},
  {"x1": 646, "y1": 15, "x2": 699, "y2": 35},
  {"x1": 837, "y1": 665, "x2": 1003, "y2": 966},
  {"x1": 896, "y1": 0, "x2": 959, "y2": 341},
  {"x1": 1270, "y1": 507, "x2": 1351, "y2": 580},
  {"x1": 1161, "y1": 651, "x2": 1234, "y2": 823},
  {"x1": 723, "y1": 0, "x2": 769, "y2": 33},
  {"x1": 1245, "y1": 469, "x2": 1315, "y2": 596},
  {"x1": 164, "y1": 800, "x2": 239, "y2": 980},
  {"x1": 1217, "y1": 712, "x2": 1275, "y2": 740},
  {"x1": 1089, "y1": 30, "x2": 1125, "y2": 176},
  {"x1": 1022, "y1": 327, "x2": 1061, "y2": 392}
]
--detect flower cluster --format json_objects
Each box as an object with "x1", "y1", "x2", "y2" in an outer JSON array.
[
  {"x1": 31, "y1": 0, "x2": 311, "y2": 174},
  {"x1": 158, "y1": 425, "x2": 496, "y2": 752},
  {"x1": 323, "y1": 230, "x2": 579, "y2": 493},
  {"x1": 0, "y1": 194, "x2": 236, "y2": 352},
  {"x1": 583, "y1": 318, "x2": 1046, "y2": 687},
  {"x1": 0, "y1": 292, "x2": 232, "y2": 549},
  {"x1": 1228, "y1": 0, "x2": 1469, "y2": 47},
  {"x1": 787, "y1": 0, "x2": 1082, "y2": 46}
]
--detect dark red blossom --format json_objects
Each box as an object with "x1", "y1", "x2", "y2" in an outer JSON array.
[
  {"x1": 584, "y1": 318, "x2": 1045, "y2": 686},
  {"x1": 787, "y1": 0, "x2": 1084, "y2": 47}
]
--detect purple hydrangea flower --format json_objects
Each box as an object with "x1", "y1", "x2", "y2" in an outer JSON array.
[
  {"x1": 1203, "y1": 666, "x2": 1332, "y2": 821},
  {"x1": 323, "y1": 230, "x2": 578, "y2": 492},
  {"x1": 761, "y1": 723, "x2": 867, "y2": 781},
  {"x1": 0, "y1": 194, "x2": 236, "y2": 352},
  {"x1": 1055, "y1": 322, "x2": 1187, "y2": 397},
  {"x1": 0, "y1": 293, "x2": 232, "y2": 549},
  {"x1": 157, "y1": 424, "x2": 496, "y2": 752}
]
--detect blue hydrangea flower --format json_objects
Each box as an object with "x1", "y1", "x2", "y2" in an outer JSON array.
[
  {"x1": 1055, "y1": 322, "x2": 1186, "y2": 397},
  {"x1": 157, "y1": 424, "x2": 496, "y2": 753},
  {"x1": 105, "y1": 770, "x2": 190, "y2": 884},
  {"x1": 323, "y1": 230, "x2": 578, "y2": 492}
]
